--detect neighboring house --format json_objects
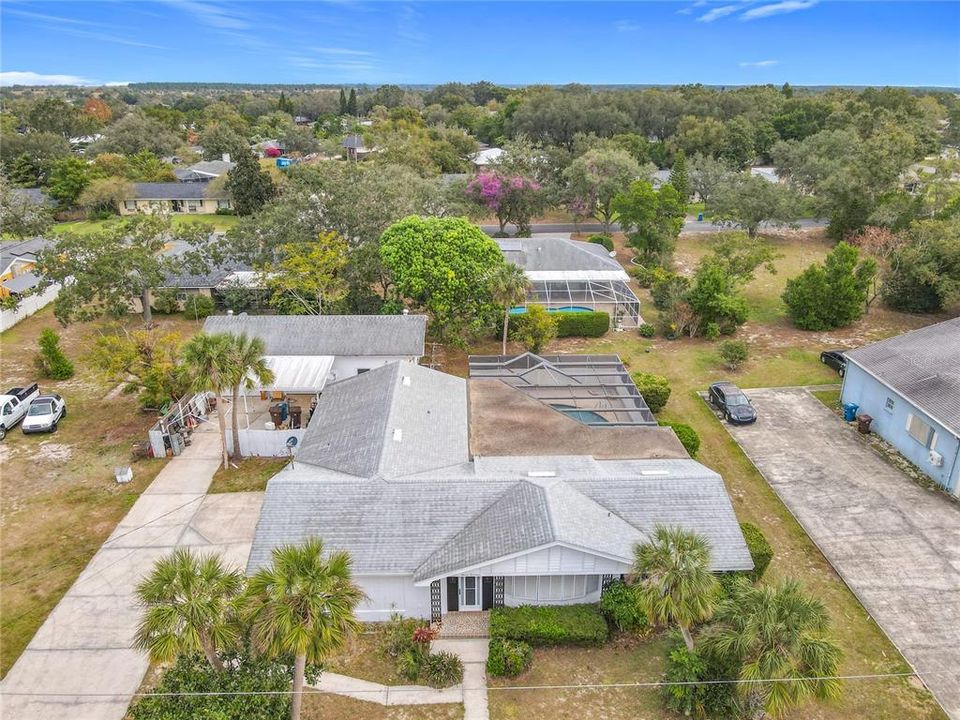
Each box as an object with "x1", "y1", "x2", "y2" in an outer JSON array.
[
  {"x1": 901, "y1": 162, "x2": 960, "y2": 195},
  {"x1": 0, "y1": 237, "x2": 50, "y2": 300},
  {"x1": 119, "y1": 183, "x2": 231, "y2": 215},
  {"x1": 173, "y1": 157, "x2": 235, "y2": 183},
  {"x1": 496, "y1": 236, "x2": 643, "y2": 327},
  {"x1": 202, "y1": 313, "x2": 427, "y2": 391},
  {"x1": 247, "y1": 359, "x2": 752, "y2": 622},
  {"x1": 749, "y1": 166, "x2": 781, "y2": 183},
  {"x1": 254, "y1": 139, "x2": 286, "y2": 158},
  {"x1": 10, "y1": 188, "x2": 53, "y2": 208},
  {"x1": 470, "y1": 147, "x2": 504, "y2": 168},
  {"x1": 650, "y1": 169, "x2": 672, "y2": 190},
  {"x1": 294, "y1": 116, "x2": 312, "y2": 126},
  {"x1": 341, "y1": 134, "x2": 374, "y2": 161},
  {"x1": 841, "y1": 318, "x2": 960, "y2": 496}
]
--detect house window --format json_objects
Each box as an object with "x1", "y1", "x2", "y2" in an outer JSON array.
[
  {"x1": 124, "y1": 200, "x2": 137, "y2": 211},
  {"x1": 586, "y1": 575, "x2": 600, "y2": 594},
  {"x1": 884, "y1": 397, "x2": 895, "y2": 413},
  {"x1": 187, "y1": 201, "x2": 201, "y2": 213},
  {"x1": 906, "y1": 414, "x2": 936, "y2": 448},
  {"x1": 217, "y1": 199, "x2": 232, "y2": 209}
]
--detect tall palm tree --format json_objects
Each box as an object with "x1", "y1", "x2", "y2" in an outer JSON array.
[
  {"x1": 632, "y1": 524, "x2": 719, "y2": 651},
  {"x1": 133, "y1": 548, "x2": 244, "y2": 672},
  {"x1": 182, "y1": 331, "x2": 232, "y2": 470},
  {"x1": 490, "y1": 263, "x2": 531, "y2": 355},
  {"x1": 225, "y1": 332, "x2": 275, "y2": 459},
  {"x1": 701, "y1": 578, "x2": 843, "y2": 718},
  {"x1": 245, "y1": 537, "x2": 364, "y2": 720}
]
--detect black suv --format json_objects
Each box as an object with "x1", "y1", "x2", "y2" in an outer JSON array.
[
  {"x1": 819, "y1": 350, "x2": 847, "y2": 377},
  {"x1": 708, "y1": 382, "x2": 757, "y2": 424}
]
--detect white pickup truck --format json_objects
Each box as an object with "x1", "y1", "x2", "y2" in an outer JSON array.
[{"x1": 0, "y1": 384, "x2": 40, "y2": 440}]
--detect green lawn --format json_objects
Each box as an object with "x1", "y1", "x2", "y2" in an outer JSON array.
[
  {"x1": 51, "y1": 214, "x2": 240, "y2": 236},
  {"x1": 208, "y1": 457, "x2": 288, "y2": 493}
]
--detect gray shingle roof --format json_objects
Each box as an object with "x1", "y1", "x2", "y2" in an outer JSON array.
[
  {"x1": 341, "y1": 134, "x2": 365, "y2": 149},
  {"x1": 496, "y1": 236, "x2": 620, "y2": 273},
  {"x1": 295, "y1": 362, "x2": 469, "y2": 478},
  {"x1": 845, "y1": 318, "x2": 960, "y2": 434},
  {"x1": 1, "y1": 237, "x2": 50, "y2": 274},
  {"x1": 247, "y1": 457, "x2": 753, "y2": 576},
  {"x1": 133, "y1": 182, "x2": 223, "y2": 200},
  {"x1": 1, "y1": 271, "x2": 42, "y2": 294},
  {"x1": 11, "y1": 188, "x2": 52, "y2": 206},
  {"x1": 202, "y1": 314, "x2": 427, "y2": 357}
]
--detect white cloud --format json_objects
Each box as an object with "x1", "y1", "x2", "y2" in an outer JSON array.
[
  {"x1": 164, "y1": 0, "x2": 251, "y2": 29},
  {"x1": 614, "y1": 20, "x2": 642, "y2": 32},
  {"x1": 697, "y1": 4, "x2": 741, "y2": 22},
  {"x1": 739, "y1": 59, "x2": 780, "y2": 67},
  {"x1": 741, "y1": 0, "x2": 818, "y2": 21},
  {"x1": 0, "y1": 71, "x2": 113, "y2": 86}
]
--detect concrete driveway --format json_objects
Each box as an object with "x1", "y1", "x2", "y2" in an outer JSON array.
[
  {"x1": 1, "y1": 426, "x2": 265, "y2": 720},
  {"x1": 719, "y1": 388, "x2": 960, "y2": 719}
]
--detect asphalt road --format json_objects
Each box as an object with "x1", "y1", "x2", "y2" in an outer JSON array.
[{"x1": 479, "y1": 218, "x2": 828, "y2": 236}]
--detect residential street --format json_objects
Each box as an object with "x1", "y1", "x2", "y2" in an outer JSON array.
[
  {"x1": 720, "y1": 388, "x2": 960, "y2": 720},
  {"x1": 479, "y1": 218, "x2": 829, "y2": 236},
  {"x1": 0, "y1": 427, "x2": 264, "y2": 720}
]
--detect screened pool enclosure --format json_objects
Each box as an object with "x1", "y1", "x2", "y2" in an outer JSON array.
[{"x1": 518, "y1": 271, "x2": 642, "y2": 327}]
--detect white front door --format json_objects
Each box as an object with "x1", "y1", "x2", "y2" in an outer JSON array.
[{"x1": 460, "y1": 576, "x2": 481, "y2": 610}]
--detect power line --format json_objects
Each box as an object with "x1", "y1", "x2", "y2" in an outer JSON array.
[{"x1": 3, "y1": 669, "x2": 957, "y2": 698}]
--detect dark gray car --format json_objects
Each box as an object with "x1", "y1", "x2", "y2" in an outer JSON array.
[{"x1": 708, "y1": 382, "x2": 757, "y2": 424}]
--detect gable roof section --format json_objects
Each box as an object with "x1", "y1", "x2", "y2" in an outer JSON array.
[
  {"x1": 295, "y1": 362, "x2": 470, "y2": 478},
  {"x1": 202, "y1": 314, "x2": 427, "y2": 357},
  {"x1": 1, "y1": 237, "x2": 50, "y2": 274},
  {"x1": 133, "y1": 182, "x2": 222, "y2": 200},
  {"x1": 845, "y1": 318, "x2": 960, "y2": 434},
  {"x1": 495, "y1": 236, "x2": 624, "y2": 274}
]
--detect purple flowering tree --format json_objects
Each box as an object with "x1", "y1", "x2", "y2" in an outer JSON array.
[{"x1": 466, "y1": 171, "x2": 544, "y2": 236}]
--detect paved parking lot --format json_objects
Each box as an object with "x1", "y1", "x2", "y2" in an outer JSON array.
[{"x1": 717, "y1": 388, "x2": 960, "y2": 719}]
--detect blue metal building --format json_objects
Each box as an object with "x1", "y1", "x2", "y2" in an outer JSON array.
[{"x1": 841, "y1": 317, "x2": 960, "y2": 496}]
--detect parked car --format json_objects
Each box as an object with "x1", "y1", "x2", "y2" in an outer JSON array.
[
  {"x1": 708, "y1": 382, "x2": 757, "y2": 424},
  {"x1": 21, "y1": 394, "x2": 67, "y2": 435},
  {"x1": 820, "y1": 350, "x2": 847, "y2": 377},
  {"x1": 0, "y1": 383, "x2": 40, "y2": 440}
]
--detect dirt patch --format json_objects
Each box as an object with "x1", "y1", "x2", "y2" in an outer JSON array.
[{"x1": 35, "y1": 442, "x2": 73, "y2": 464}]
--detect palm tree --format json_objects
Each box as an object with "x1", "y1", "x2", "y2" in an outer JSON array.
[
  {"x1": 490, "y1": 263, "x2": 530, "y2": 355},
  {"x1": 133, "y1": 548, "x2": 244, "y2": 672},
  {"x1": 224, "y1": 332, "x2": 275, "y2": 459},
  {"x1": 632, "y1": 524, "x2": 719, "y2": 651},
  {"x1": 182, "y1": 331, "x2": 232, "y2": 470},
  {"x1": 245, "y1": 538, "x2": 364, "y2": 720},
  {"x1": 701, "y1": 578, "x2": 843, "y2": 718}
]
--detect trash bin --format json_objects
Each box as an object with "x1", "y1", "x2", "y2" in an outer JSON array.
[
  {"x1": 843, "y1": 403, "x2": 859, "y2": 422},
  {"x1": 289, "y1": 405, "x2": 302, "y2": 429},
  {"x1": 856, "y1": 413, "x2": 873, "y2": 434},
  {"x1": 697, "y1": 212, "x2": 704, "y2": 222}
]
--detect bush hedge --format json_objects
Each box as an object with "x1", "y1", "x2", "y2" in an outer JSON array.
[
  {"x1": 638, "y1": 323, "x2": 656, "y2": 338},
  {"x1": 599, "y1": 580, "x2": 650, "y2": 635},
  {"x1": 661, "y1": 633, "x2": 737, "y2": 719},
  {"x1": 422, "y1": 651, "x2": 464, "y2": 688},
  {"x1": 740, "y1": 521, "x2": 773, "y2": 582},
  {"x1": 587, "y1": 234, "x2": 614, "y2": 252},
  {"x1": 487, "y1": 638, "x2": 533, "y2": 677},
  {"x1": 630, "y1": 372, "x2": 671, "y2": 413},
  {"x1": 151, "y1": 288, "x2": 181, "y2": 315},
  {"x1": 183, "y1": 294, "x2": 216, "y2": 319},
  {"x1": 34, "y1": 328, "x2": 74, "y2": 380},
  {"x1": 490, "y1": 604, "x2": 609, "y2": 647},
  {"x1": 511, "y1": 310, "x2": 610, "y2": 339},
  {"x1": 660, "y1": 421, "x2": 700, "y2": 456}
]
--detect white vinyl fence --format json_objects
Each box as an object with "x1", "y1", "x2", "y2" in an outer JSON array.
[
  {"x1": 0, "y1": 283, "x2": 60, "y2": 333},
  {"x1": 224, "y1": 428, "x2": 307, "y2": 457}
]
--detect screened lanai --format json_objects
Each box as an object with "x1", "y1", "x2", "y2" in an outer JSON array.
[{"x1": 522, "y1": 271, "x2": 641, "y2": 327}]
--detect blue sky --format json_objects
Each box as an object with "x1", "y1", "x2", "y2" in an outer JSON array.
[{"x1": 1, "y1": 1, "x2": 958, "y2": 88}]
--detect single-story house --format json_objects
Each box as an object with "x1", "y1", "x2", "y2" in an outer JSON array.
[
  {"x1": 496, "y1": 236, "x2": 643, "y2": 327},
  {"x1": 650, "y1": 169, "x2": 672, "y2": 190},
  {"x1": 10, "y1": 188, "x2": 53, "y2": 207},
  {"x1": 470, "y1": 147, "x2": 504, "y2": 168},
  {"x1": 840, "y1": 318, "x2": 960, "y2": 496},
  {"x1": 119, "y1": 183, "x2": 232, "y2": 216},
  {"x1": 749, "y1": 166, "x2": 781, "y2": 184},
  {"x1": 254, "y1": 139, "x2": 287, "y2": 158},
  {"x1": 173, "y1": 158, "x2": 235, "y2": 182},
  {"x1": 0, "y1": 237, "x2": 51, "y2": 299},
  {"x1": 247, "y1": 359, "x2": 752, "y2": 621},
  {"x1": 340, "y1": 134, "x2": 375, "y2": 161}
]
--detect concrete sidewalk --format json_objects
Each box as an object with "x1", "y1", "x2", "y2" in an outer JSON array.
[{"x1": 1, "y1": 427, "x2": 263, "y2": 720}]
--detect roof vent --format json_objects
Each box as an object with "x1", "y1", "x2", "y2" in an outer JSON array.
[
  {"x1": 402, "y1": 376, "x2": 411, "y2": 387},
  {"x1": 527, "y1": 470, "x2": 556, "y2": 478},
  {"x1": 393, "y1": 428, "x2": 403, "y2": 442},
  {"x1": 640, "y1": 470, "x2": 669, "y2": 476}
]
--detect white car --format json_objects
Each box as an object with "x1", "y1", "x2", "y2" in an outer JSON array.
[{"x1": 21, "y1": 394, "x2": 67, "y2": 434}]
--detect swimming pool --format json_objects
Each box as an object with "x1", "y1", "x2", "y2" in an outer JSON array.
[
  {"x1": 550, "y1": 404, "x2": 609, "y2": 424},
  {"x1": 508, "y1": 305, "x2": 594, "y2": 315}
]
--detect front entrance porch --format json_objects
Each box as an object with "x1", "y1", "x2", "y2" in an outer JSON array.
[{"x1": 434, "y1": 611, "x2": 490, "y2": 639}]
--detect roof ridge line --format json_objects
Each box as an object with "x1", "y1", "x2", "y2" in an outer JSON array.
[{"x1": 377, "y1": 362, "x2": 406, "y2": 475}]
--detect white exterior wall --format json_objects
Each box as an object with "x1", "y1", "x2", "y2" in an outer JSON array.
[
  {"x1": 0, "y1": 283, "x2": 60, "y2": 332},
  {"x1": 329, "y1": 355, "x2": 419, "y2": 383},
  {"x1": 472, "y1": 545, "x2": 629, "y2": 577},
  {"x1": 224, "y1": 428, "x2": 307, "y2": 457},
  {"x1": 356, "y1": 575, "x2": 431, "y2": 621}
]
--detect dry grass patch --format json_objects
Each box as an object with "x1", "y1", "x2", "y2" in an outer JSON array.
[
  {"x1": 0, "y1": 307, "x2": 204, "y2": 676},
  {"x1": 322, "y1": 630, "x2": 398, "y2": 686},
  {"x1": 209, "y1": 457, "x2": 288, "y2": 493},
  {"x1": 303, "y1": 692, "x2": 463, "y2": 720}
]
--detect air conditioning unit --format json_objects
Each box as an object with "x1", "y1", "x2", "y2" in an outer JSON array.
[{"x1": 928, "y1": 450, "x2": 943, "y2": 467}]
